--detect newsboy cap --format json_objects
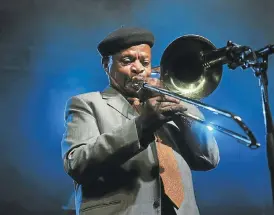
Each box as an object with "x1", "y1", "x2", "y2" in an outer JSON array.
[{"x1": 97, "y1": 27, "x2": 155, "y2": 57}]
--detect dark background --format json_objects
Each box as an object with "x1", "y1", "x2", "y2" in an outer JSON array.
[{"x1": 0, "y1": 0, "x2": 274, "y2": 214}]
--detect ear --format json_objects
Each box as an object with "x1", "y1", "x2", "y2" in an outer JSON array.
[{"x1": 101, "y1": 56, "x2": 110, "y2": 74}]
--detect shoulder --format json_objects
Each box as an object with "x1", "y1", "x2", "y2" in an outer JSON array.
[
  {"x1": 63, "y1": 91, "x2": 103, "y2": 119},
  {"x1": 72, "y1": 91, "x2": 102, "y2": 103},
  {"x1": 68, "y1": 86, "x2": 117, "y2": 103},
  {"x1": 64, "y1": 91, "x2": 103, "y2": 111}
]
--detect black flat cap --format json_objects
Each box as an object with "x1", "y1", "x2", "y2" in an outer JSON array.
[{"x1": 97, "y1": 27, "x2": 155, "y2": 57}]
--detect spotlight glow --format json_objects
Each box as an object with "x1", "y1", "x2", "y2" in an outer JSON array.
[{"x1": 206, "y1": 125, "x2": 214, "y2": 131}]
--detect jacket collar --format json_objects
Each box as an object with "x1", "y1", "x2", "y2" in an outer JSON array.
[{"x1": 101, "y1": 86, "x2": 139, "y2": 120}]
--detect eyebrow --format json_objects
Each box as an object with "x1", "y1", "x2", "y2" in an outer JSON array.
[{"x1": 120, "y1": 53, "x2": 150, "y2": 59}]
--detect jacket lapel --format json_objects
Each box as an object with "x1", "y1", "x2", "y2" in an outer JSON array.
[
  {"x1": 101, "y1": 87, "x2": 139, "y2": 120},
  {"x1": 101, "y1": 86, "x2": 160, "y2": 165}
]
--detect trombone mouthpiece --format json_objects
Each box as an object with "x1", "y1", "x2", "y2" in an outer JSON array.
[{"x1": 131, "y1": 79, "x2": 145, "y2": 91}]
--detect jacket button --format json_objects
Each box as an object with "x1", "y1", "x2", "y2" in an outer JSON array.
[{"x1": 153, "y1": 200, "x2": 160, "y2": 208}]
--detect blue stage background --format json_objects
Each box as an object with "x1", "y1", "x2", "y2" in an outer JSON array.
[{"x1": 0, "y1": 0, "x2": 273, "y2": 214}]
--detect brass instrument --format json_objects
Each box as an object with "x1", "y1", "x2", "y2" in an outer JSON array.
[{"x1": 135, "y1": 35, "x2": 260, "y2": 149}]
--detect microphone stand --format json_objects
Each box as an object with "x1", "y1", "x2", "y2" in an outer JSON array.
[
  {"x1": 253, "y1": 53, "x2": 274, "y2": 206},
  {"x1": 234, "y1": 45, "x2": 274, "y2": 206},
  {"x1": 203, "y1": 43, "x2": 274, "y2": 206}
]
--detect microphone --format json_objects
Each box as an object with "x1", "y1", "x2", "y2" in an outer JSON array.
[
  {"x1": 200, "y1": 41, "x2": 252, "y2": 70},
  {"x1": 256, "y1": 44, "x2": 274, "y2": 57}
]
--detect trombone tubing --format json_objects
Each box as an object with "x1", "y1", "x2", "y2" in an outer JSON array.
[{"x1": 142, "y1": 83, "x2": 260, "y2": 149}]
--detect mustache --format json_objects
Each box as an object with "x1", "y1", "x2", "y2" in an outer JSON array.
[
  {"x1": 124, "y1": 76, "x2": 163, "y2": 101},
  {"x1": 124, "y1": 76, "x2": 146, "y2": 89},
  {"x1": 123, "y1": 76, "x2": 146, "y2": 99}
]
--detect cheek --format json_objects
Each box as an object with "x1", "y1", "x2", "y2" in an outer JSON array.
[
  {"x1": 112, "y1": 69, "x2": 130, "y2": 83},
  {"x1": 115, "y1": 67, "x2": 133, "y2": 81},
  {"x1": 145, "y1": 69, "x2": 152, "y2": 77},
  {"x1": 118, "y1": 67, "x2": 131, "y2": 76}
]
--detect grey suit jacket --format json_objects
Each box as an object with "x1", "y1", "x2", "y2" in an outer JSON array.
[{"x1": 61, "y1": 87, "x2": 220, "y2": 215}]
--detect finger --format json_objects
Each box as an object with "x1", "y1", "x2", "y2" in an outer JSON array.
[
  {"x1": 155, "y1": 101, "x2": 174, "y2": 108},
  {"x1": 160, "y1": 105, "x2": 188, "y2": 113},
  {"x1": 138, "y1": 90, "x2": 161, "y2": 101},
  {"x1": 159, "y1": 102, "x2": 187, "y2": 109},
  {"x1": 156, "y1": 95, "x2": 180, "y2": 104}
]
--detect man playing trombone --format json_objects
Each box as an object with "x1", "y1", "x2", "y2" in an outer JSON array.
[{"x1": 61, "y1": 26, "x2": 220, "y2": 215}]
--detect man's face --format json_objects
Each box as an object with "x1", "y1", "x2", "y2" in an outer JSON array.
[{"x1": 109, "y1": 44, "x2": 152, "y2": 97}]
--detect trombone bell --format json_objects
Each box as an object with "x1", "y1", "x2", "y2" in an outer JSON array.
[
  {"x1": 146, "y1": 34, "x2": 260, "y2": 149},
  {"x1": 160, "y1": 35, "x2": 223, "y2": 100}
]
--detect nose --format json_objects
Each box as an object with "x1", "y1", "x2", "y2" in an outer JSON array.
[{"x1": 131, "y1": 62, "x2": 145, "y2": 74}]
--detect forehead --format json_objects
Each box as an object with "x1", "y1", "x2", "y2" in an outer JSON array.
[{"x1": 116, "y1": 44, "x2": 151, "y2": 57}]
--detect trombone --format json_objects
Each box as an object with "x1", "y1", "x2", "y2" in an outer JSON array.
[{"x1": 135, "y1": 35, "x2": 260, "y2": 149}]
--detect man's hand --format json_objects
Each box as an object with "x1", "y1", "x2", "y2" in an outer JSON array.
[
  {"x1": 144, "y1": 94, "x2": 187, "y2": 120},
  {"x1": 134, "y1": 76, "x2": 187, "y2": 122},
  {"x1": 134, "y1": 76, "x2": 188, "y2": 147}
]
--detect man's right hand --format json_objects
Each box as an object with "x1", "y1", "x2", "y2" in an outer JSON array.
[
  {"x1": 143, "y1": 94, "x2": 187, "y2": 122},
  {"x1": 138, "y1": 76, "x2": 187, "y2": 122},
  {"x1": 134, "y1": 76, "x2": 188, "y2": 140},
  {"x1": 133, "y1": 76, "x2": 188, "y2": 147}
]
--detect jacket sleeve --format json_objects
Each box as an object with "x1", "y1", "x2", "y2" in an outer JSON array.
[
  {"x1": 169, "y1": 103, "x2": 220, "y2": 171},
  {"x1": 61, "y1": 95, "x2": 145, "y2": 185}
]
